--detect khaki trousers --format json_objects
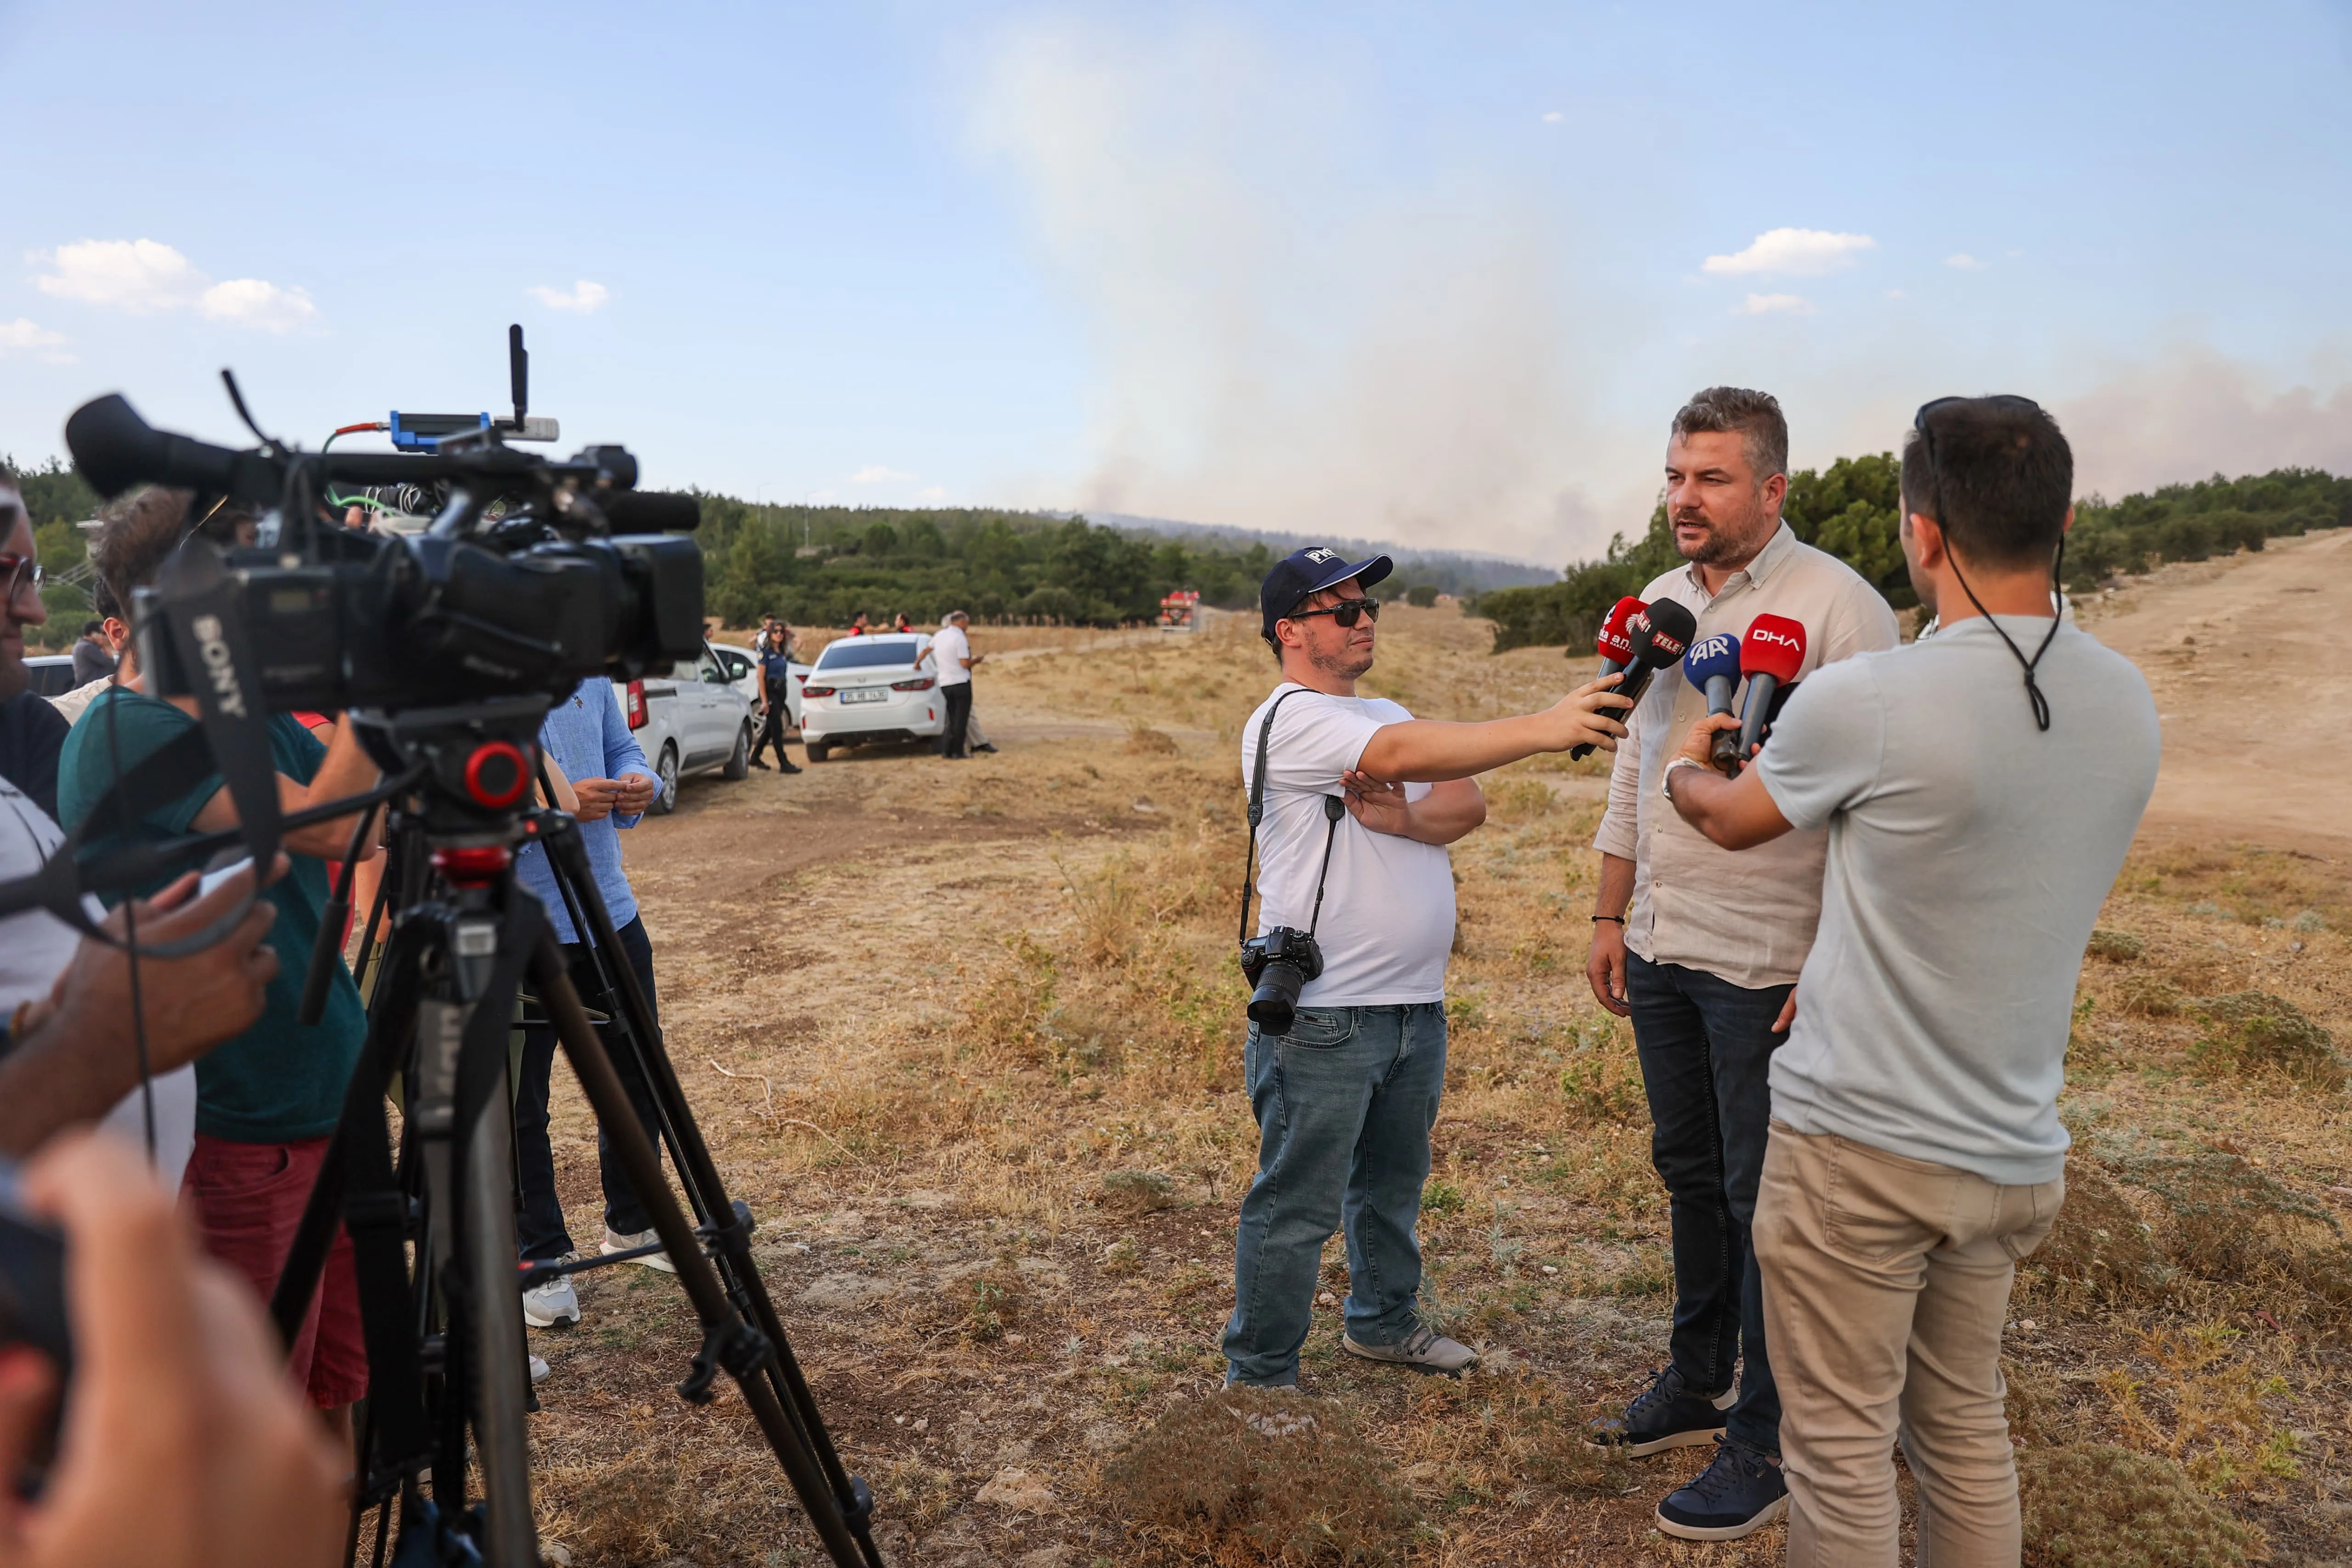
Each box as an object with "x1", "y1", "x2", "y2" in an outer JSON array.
[{"x1": 1753, "y1": 1122, "x2": 2064, "y2": 1568}]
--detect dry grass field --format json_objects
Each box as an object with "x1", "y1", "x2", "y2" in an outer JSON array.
[{"x1": 521, "y1": 536, "x2": 2352, "y2": 1567}]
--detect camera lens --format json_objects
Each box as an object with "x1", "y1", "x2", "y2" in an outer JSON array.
[{"x1": 1247, "y1": 961, "x2": 1307, "y2": 1036}]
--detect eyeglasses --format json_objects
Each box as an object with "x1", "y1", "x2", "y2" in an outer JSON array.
[
  {"x1": 1911, "y1": 395, "x2": 2062, "y2": 731},
  {"x1": 0, "y1": 554, "x2": 44, "y2": 603},
  {"x1": 1285, "y1": 596, "x2": 1380, "y2": 629}
]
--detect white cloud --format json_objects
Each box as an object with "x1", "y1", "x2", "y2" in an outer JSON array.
[
  {"x1": 31, "y1": 238, "x2": 318, "y2": 332},
  {"x1": 848, "y1": 464, "x2": 914, "y2": 484},
  {"x1": 34, "y1": 238, "x2": 204, "y2": 311},
  {"x1": 1885, "y1": 288, "x2": 1907, "y2": 299},
  {"x1": 1540, "y1": 110, "x2": 1562, "y2": 123},
  {"x1": 1736, "y1": 293, "x2": 1817, "y2": 316},
  {"x1": 916, "y1": 484, "x2": 948, "y2": 501},
  {"x1": 1702, "y1": 227, "x2": 1876, "y2": 277},
  {"x1": 526, "y1": 279, "x2": 611, "y2": 314},
  {"x1": 198, "y1": 278, "x2": 318, "y2": 333},
  {"x1": 1945, "y1": 253, "x2": 1986, "y2": 270},
  {"x1": 0, "y1": 318, "x2": 70, "y2": 359}
]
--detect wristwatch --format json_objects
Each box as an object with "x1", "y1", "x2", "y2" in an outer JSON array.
[{"x1": 1660, "y1": 756, "x2": 1703, "y2": 803}]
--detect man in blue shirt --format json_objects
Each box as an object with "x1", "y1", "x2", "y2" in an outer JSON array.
[{"x1": 511, "y1": 677, "x2": 672, "y2": 1330}]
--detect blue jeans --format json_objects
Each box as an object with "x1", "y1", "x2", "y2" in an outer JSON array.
[
  {"x1": 1626, "y1": 952, "x2": 1790, "y2": 1455},
  {"x1": 1223, "y1": 1003, "x2": 1447, "y2": 1387}
]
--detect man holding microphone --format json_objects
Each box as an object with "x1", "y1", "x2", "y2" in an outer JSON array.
[{"x1": 1585, "y1": 388, "x2": 1898, "y2": 1540}]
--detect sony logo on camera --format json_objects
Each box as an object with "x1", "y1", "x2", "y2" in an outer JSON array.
[{"x1": 190, "y1": 614, "x2": 249, "y2": 720}]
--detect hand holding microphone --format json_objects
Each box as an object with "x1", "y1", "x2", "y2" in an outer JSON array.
[
  {"x1": 1571, "y1": 599, "x2": 1696, "y2": 760},
  {"x1": 1681, "y1": 631, "x2": 1745, "y2": 773},
  {"x1": 1733, "y1": 613, "x2": 1807, "y2": 766}
]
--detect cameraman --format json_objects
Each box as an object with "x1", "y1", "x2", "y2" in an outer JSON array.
[
  {"x1": 1659, "y1": 398, "x2": 2157, "y2": 1564},
  {"x1": 54, "y1": 488, "x2": 380, "y2": 1421},
  {"x1": 1223, "y1": 548, "x2": 1632, "y2": 1389}
]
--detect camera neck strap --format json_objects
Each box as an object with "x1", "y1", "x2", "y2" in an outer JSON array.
[{"x1": 1237, "y1": 686, "x2": 1348, "y2": 946}]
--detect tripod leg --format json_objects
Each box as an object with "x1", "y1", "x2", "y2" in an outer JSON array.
[
  {"x1": 530, "y1": 936, "x2": 872, "y2": 1568},
  {"x1": 462, "y1": 1056, "x2": 537, "y2": 1568}
]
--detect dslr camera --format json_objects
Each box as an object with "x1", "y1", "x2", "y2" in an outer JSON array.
[{"x1": 1240, "y1": 925, "x2": 1323, "y2": 1036}]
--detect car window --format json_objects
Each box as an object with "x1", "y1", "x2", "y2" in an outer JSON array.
[
  {"x1": 719, "y1": 651, "x2": 751, "y2": 679},
  {"x1": 813, "y1": 637, "x2": 925, "y2": 671},
  {"x1": 699, "y1": 651, "x2": 728, "y2": 683}
]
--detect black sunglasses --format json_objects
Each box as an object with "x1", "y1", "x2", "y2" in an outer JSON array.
[
  {"x1": 1285, "y1": 596, "x2": 1381, "y2": 628},
  {"x1": 1911, "y1": 394, "x2": 2062, "y2": 731}
]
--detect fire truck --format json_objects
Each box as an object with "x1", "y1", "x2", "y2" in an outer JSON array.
[{"x1": 1157, "y1": 589, "x2": 1200, "y2": 632}]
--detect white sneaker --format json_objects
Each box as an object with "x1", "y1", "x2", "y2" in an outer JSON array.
[
  {"x1": 601, "y1": 1227, "x2": 677, "y2": 1274},
  {"x1": 522, "y1": 1268, "x2": 582, "y2": 1329},
  {"x1": 529, "y1": 1354, "x2": 551, "y2": 1386}
]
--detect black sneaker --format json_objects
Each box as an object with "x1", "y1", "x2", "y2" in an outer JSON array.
[
  {"x1": 974, "y1": 743, "x2": 999, "y2": 753},
  {"x1": 1586, "y1": 1364, "x2": 1736, "y2": 1456},
  {"x1": 1656, "y1": 1438, "x2": 1788, "y2": 1541},
  {"x1": 779, "y1": 760, "x2": 803, "y2": 774},
  {"x1": 750, "y1": 758, "x2": 772, "y2": 770}
]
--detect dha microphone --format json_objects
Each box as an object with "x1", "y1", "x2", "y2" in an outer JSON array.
[
  {"x1": 1683, "y1": 630, "x2": 1745, "y2": 771},
  {"x1": 1593, "y1": 595, "x2": 1645, "y2": 679},
  {"x1": 1735, "y1": 612, "x2": 1807, "y2": 765},
  {"x1": 1570, "y1": 597, "x2": 1696, "y2": 760}
]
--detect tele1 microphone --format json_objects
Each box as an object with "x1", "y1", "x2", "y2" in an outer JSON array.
[
  {"x1": 1683, "y1": 630, "x2": 1745, "y2": 771},
  {"x1": 1570, "y1": 597, "x2": 1696, "y2": 759},
  {"x1": 1735, "y1": 612, "x2": 1807, "y2": 764},
  {"x1": 1593, "y1": 595, "x2": 1645, "y2": 679}
]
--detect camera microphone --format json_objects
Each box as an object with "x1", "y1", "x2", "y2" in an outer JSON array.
[
  {"x1": 1570, "y1": 597, "x2": 1695, "y2": 759},
  {"x1": 1735, "y1": 612, "x2": 1807, "y2": 764},
  {"x1": 1593, "y1": 595, "x2": 1645, "y2": 678},
  {"x1": 1682, "y1": 630, "x2": 1744, "y2": 771}
]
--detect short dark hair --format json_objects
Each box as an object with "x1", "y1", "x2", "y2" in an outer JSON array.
[
  {"x1": 1671, "y1": 386, "x2": 1788, "y2": 481},
  {"x1": 92, "y1": 485, "x2": 192, "y2": 622},
  {"x1": 1901, "y1": 399, "x2": 2073, "y2": 570},
  {"x1": 80, "y1": 618, "x2": 103, "y2": 636}
]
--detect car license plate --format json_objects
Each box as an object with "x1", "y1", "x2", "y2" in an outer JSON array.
[{"x1": 841, "y1": 688, "x2": 888, "y2": 704}]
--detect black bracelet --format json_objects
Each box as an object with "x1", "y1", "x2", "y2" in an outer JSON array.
[{"x1": 1590, "y1": 914, "x2": 1624, "y2": 925}]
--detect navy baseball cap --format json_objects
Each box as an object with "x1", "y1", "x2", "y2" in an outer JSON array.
[{"x1": 1259, "y1": 546, "x2": 1394, "y2": 641}]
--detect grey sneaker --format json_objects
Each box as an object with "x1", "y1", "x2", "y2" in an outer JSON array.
[
  {"x1": 601, "y1": 1226, "x2": 678, "y2": 1274},
  {"x1": 528, "y1": 1354, "x2": 551, "y2": 1386},
  {"x1": 1340, "y1": 1323, "x2": 1478, "y2": 1376},
  {"x1": 522, "y1": 1268, "x2": 582, "y2": 1329}
]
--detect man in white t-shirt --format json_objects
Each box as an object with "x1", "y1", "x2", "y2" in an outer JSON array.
[
  {"x1": 1656, "y1": 397, "x2": 2159, "y2": 1566},
  {"x1": 1223, "y1": 547, "x2": 1633, "y2": 1388},
  {"x1": 933, "y1": 610, "x2": 983, "y2": 759}
]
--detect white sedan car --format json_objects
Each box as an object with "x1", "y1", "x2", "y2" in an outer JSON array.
[{"x1": 797, "y1": 634, "x2": 945, "y2": 762}]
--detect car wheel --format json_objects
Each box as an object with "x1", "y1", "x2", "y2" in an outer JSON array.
[
  {"x1": 722, "y1": 722, "x2": 751, "y2": 781},
  {"x1": 649, "y1": 743, "x2": 680, "y2": 815},
  {"x1": 804, "y1": 741, "x2": 829, "y2": 763}
]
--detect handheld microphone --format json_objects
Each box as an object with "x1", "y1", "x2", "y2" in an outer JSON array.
[
  {"x1": 1570, "y1": 597, "x2": 1696, "y2": 759},
  {"x1": 1735, "y1": 613, "x2": 1807, "y2": 764},
  {"x1": 1592, "y1": 595, "x2": 1645, "y2": 679},
  {"x1": 1682, "y1": 631, "x2": 1745, "y2": 770}
]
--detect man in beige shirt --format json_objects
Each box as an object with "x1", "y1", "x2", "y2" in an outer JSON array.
[{"x1": 1583, "y1": 387, "x2": 1899, "y2": 1541}]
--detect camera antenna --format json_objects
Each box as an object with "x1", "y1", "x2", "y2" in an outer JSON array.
[
  {"x1": 509, "y1": 324, "x2": 529, "y2": 429},
  {"x1": 220, "y1": 368, "x2": 284, "y2": 457}
]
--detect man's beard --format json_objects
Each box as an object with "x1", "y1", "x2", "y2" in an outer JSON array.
[
  {"x1": 1675, "y1": 511, "x2": 1768, "y2": 567},
  {"x1": 1309, "y1": 641, "x2": 1375, "y2": 681}
]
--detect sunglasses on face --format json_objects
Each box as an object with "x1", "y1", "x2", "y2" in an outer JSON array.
[
  {"x1": 0, "y1": 554, "x2": 44, "y2": 602},
  {"x1": 1286, "y1": 596, "x2": 1381, "y2": 629}
]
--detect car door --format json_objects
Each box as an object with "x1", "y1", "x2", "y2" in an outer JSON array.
[{"x1": 682, "y1": 646, "x2": 731, "y2": 765}]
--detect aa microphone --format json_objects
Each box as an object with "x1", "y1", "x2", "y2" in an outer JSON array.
[
  {"x1": 1592, "y1": 595, "x2": 1645, "y2": 679},
  {"x1": 1735, "y1": 612, "x2": 1807, "y2": 764},
  {"x1": 1569, "y1": 597, "x2": 1695, "y2": 759},
  {"x1": 1682, "y1": 630, "x2": 1745, "y2": 770}
]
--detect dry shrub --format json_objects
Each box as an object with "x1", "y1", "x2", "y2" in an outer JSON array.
[
  {"x1": 2096, "y1": 1324, "x2": 2301, "y2": 1496},
  {"x1": 1102, "y1": 1389, "x2": 1422, "y2": 1565},
  {"x1": 1554, "y1": 1024, "x2": 1646, "y2": 1124},
  {"x1": 2086, "y1": 928, "x2": 2145, "y2": 962},
  {"x1": 1482, "y1": 777, "x2": 1554, "y2": 822},
  {"x1": 2188, "y1": 990, "x2": 2344, "y2": 1088},
  {"x1": 1402, "y1": 1372, "x2": 1628, "y2": 1500},
  {"x1": 2114, "y1": 973, "x2": 2185, "y2": 1018},
  {"x1": 1100, "y1": 1168, "x2": 1178, "y2": 1214},
  {"x1": 2126, "y1": 1152, "x2": 2343, "y2": 1285},
  {"x1": 2023, "y1": 1161, "x2": 2169, "y2": 1309},
  {"x1": 2019, "y1": 1444, "x2": 2266, "y2": 1568},
  {"x1": 548, "y1": 1457, "x2": 696, "y2": 1564},
  {"x1": 2004, "y1": 1358, "x2": 2084, "y2": 1448},
  {"x1": 1126, "y1": 722, "x2": 1182, "y2": 755}
]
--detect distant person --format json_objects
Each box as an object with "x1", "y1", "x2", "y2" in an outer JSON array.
[
  {"x1": 1657, "y1": 396, "x2": 2158, "y2": 1566},
  {"x1": 933, "y1": 609, "x2": 984, "y2": 759},
  {"x1": 846, "y1": 611, "x2": 871, "y2": 637},
  {"x1": 893, "y1": 611, "x2": 914, "y2": 634},
  {"x1": 49, "y1": 582, "x2": 126, "y2": 725},
  {"x1": 0, "y1": 475, "x2": 68, "y2": 820},
  {"x1": 750, "y1": 621, "x2": 803, "y2": 774},
  {"x1": 71, "y1": 617, "x2": 116, "y2": 685}
]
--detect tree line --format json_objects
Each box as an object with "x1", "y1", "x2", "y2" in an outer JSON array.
[{"x1": 1476, "y1": 460, "x2": 2352, "y2": 653}]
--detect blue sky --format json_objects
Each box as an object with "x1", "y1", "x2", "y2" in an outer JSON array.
[{"x1": 4, "y1": 1, "x2": 2348, "y2": 563}]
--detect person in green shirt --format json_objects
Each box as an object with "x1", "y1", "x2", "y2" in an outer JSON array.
[{"x1": 57, "y1": 487, "x2": 382, "y2": 1421}]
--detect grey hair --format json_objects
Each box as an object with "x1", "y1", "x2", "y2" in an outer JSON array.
[
  {"x1": 945, "y1": 609, "x2": 970, "y2": 624},
  {"x1": 1671, "y1": 385, "x2": 1789, "y2": 481}
]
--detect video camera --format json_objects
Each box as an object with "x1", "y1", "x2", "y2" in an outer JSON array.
[{"x1": 62, "y1": 326, "x2": 706, "y2": 719}]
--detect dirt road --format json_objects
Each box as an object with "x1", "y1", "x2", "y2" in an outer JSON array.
[{"x1": 2079, "y1": 525, "x2": 2352, "y2": 857}]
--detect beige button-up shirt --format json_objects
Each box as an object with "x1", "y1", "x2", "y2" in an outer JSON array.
[{"x1": 1593, "y1": 522, "x2": 1900, "y2": 989}]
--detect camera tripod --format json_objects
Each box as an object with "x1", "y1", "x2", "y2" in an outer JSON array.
[{"x1": 264, "y1": 699, "x2": 882, "y2": 1568}]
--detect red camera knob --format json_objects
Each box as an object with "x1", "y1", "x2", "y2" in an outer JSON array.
[{"x1": 463, "y1": 741, "x2": 529, "y2": 809}]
